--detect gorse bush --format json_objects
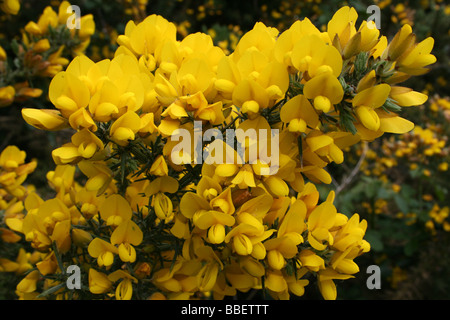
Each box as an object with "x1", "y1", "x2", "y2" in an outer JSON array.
[{"x1": 0, "y1": 1, "x2": 441, "y2": 300}]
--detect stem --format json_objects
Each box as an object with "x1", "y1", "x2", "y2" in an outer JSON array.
[{"x1": 335, "y1": 141, "x2": 368, "y2": 197}]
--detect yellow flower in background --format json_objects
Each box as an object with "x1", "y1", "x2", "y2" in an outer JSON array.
[
  {"x1": 0, "y1": 86, "x2": 15, "y2": 107},
  {"x1": 0, "y1": 146, "x2": 26, "y2": 170},
  {"x1": 0, "y1": 248, "x2": 32, "y2": 274},
  {"x1": 0, "y1": 0, "x2": 20, "y2": 15}
]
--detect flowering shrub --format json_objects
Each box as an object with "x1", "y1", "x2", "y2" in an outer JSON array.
[
  {"x1": 0, "y1": 1, "x2": 95, "y2": 109},
  {"x1": 0, "y1": 3, "x2": 438, "y2": 300},
  {"x1": 320, "y1": 91, "x2": 450, "y2": 298}
]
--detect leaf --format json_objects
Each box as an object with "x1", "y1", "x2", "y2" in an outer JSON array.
[
  {"x1": 383, "y1": 98, "x2": 402, "y2": 113},
  {"x1": 394, "y1": 194, "x2": 409, "y2": 213},
  {"x1": 364, "y1": 230, "x2": 384, "y2": 252},
  {"x1": 404, "y1": 238, "x2": 420, "y2": 257}
]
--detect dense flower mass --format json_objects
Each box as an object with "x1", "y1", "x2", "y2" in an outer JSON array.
[
  {"x1": 0, "y1": 5, "x2": 437, "y2": 300},
  {"x1": 0, "y1": 1, "x2": 95, "y2": 108}
]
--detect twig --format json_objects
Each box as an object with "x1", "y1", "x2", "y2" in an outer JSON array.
[{"x1": 335, "y1": 141, "x2": 368, "y2": 197}]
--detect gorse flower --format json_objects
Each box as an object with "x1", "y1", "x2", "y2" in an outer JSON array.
[
  {"x1": 0, "y1": 5, "x2": 437, "y2": 301},
  {"x1": 0, "y1": 1, "x2": 95, "y2": 109}
]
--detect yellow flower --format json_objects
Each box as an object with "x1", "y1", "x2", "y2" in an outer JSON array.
[
  {"x1": 16, "y1": 270, "x2": 40, "y2": 294},
  {"x1": 149, "y1": 155, "x2": 169, "y2": 177},
  {"x1": 33, "y1": 39, "x2": 51, "y2": 53},
  {"x1": 0, "y1": 145, "x2": 26, "y2": 170},
  {"x1": 78, "y1": 160, "x2": 114, "y2": 193},
  {"x1": 327, "y1": 6, "x2": 358, "y2": 52},
  {"x1": 108, "y1": 270, "x2": 138, "y2": 300},
  {"x1": 181, "y1": 185, "x2": 236, "y2": 244},
  {"x1": 224, "y1": 195, "x2": 274, "y2": 257},
  {"x1": 278, "y1": 199, "x2": 307, "y2": 242},
  {"x1": 0, "y1": 248, "x2": 32, "y2": 274},
  {"x1": 265, "y1": 269, "x2": 287, "y2": 294},
  {"x1": 109, "y1": 111, "x2": 142, "y2": 146},
  {"x1": 110, "y1": 219, "x2": 143, "y2": 263},
  {"x1": 124, "y1": 14, "x2": 177, "y2": 58},
  {"x1": 385, "y1": 24, "x2": 436, "y2": 75},
  {"x1": 352, "y1": 83, "x2": 396, "y2": 135},
  {"x1": 89, "y1": 268, "x2": 113, "y2": 294},
  {"x1": 52, "y1": 129, "x2": 104, "y2": 165},
  {"x1": 332, "y1": 213, "x2": 370, "y2": 253},
  {"x1": 303, "y1": 73, "x2": 344, "y2": 113},
  {"x1": 145, "y1": 176, "x2": 179, "y2": 197},
  {"x1": 88, "y1": 238, "x2": 119, "y2": 268},
  {"x1": 72, "y1": 228, "x2": 93, "y2": 247},
  {"x1": 153, "y1": 192, "x2": 173, "y2": 221},
  {"x1": 0, "y1": 0, "x2": 20, "y2": 15},
  {"x1": 22, "y1": 109, "x2": 69, "y2": 131},
  {"x1": 358, "y1": 21, "x2": 380, "y2": 52},
  {"x1": 49, "y1": 72, "x2": 91, "y2": 119},
  {"x1": 291, "y1": 34, "x2": 342, "y2": 78},
  {"x1": 438, "y1": 162, "x2": 448, "y2": 172},
  {"x1": 317, "y1": 268, "x2": 353, "y2": 300},
  {"x1": 0, "y1": 86, "x2": 15, "y2": 107},
  {"x1": 232, "y1": 22, "x2": 278, "y2": 61},
  {"x1": 21, "y1": 198, "x2": 70, "y2": 251},
  {"x1": 307, "y1": 192, "x2": 337, "y2": 250},
  {"x1": 0, "y1": 45, "x2": 6, "y2": 60},
  {"x1": 330, "y1": 247, "x2": 361, "y2": 275},
  {"x1": 51, "y1": 219, "x2": 72, "y2": 254},
  {"x1": 298, "y1": 249, "x2": 325, "y2": 272},
  {"x1": 224, "y1": 262, "x2": 261, "y2": 293},
  {"x1": 280, "y1": 94, "x2": 319, "y2": 133},
  {"x1": 78, "y1": 14, "x2": 96, "y2": 40},
  {"x1": 285, "y1": 267, "x2": 309, "y2": 298},
  {"x1": 396, "y1": 36, "x2": 436, "y2": 75},
  {"x1": 274, "y1": 18, "x2": 325, "y2": 72},
  {"x1": 99, "y1": 194, "x2": 132, "y2": 227}
]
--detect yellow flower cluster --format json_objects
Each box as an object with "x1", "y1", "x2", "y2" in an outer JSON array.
[
  {"x1": 429, "y1": 95, "x2": 450, "y2": 119},
  {"x1": 2, "y1": 6, "x2": 436, "y2": 300},
  {"x1": 427, "y1": 204, "x2": 450, "y2": 233},
  {"x1": 0, "y1": 146, "x2": 36, "y2": 245},
  {"x1": 0, "y1": 1, "x2": 95, "y2": 108}
]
